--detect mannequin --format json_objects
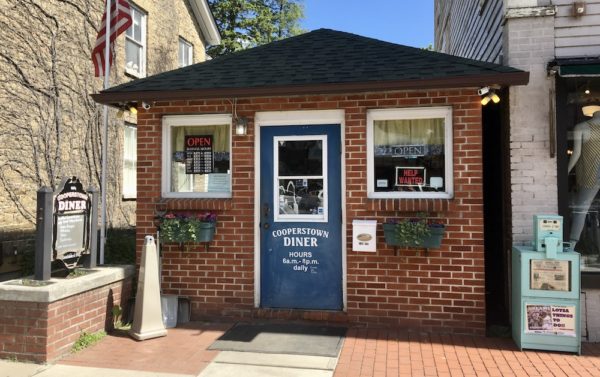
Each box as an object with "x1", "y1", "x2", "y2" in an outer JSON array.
[{"x1": 568, "y1": 109, "x2": 600, "y2": 246}]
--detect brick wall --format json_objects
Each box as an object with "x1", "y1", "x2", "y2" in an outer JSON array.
[
  {"x1": 504, "y1": 14, "x2": 557, "y2": 244},
  {"x1": 0, "y1": 278, "x2": 132, "y2": 363},
  {"x1": 137, "y1": 89, "x2": 486, "y2": 335}
]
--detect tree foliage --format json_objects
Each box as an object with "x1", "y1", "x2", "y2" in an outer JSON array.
[{"x1": 207, "y1": 0, "x2": 305, "y2": 57}]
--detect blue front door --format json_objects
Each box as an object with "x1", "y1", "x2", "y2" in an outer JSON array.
[{"x1": 260, "y1": 125, "x2": 342, "y2": 310}]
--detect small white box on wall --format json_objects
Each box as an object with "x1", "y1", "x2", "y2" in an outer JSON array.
[{"x1": 352, "y1": 220, "x2": 377, "y2": 252}]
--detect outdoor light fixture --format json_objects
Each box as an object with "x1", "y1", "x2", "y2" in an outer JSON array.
[
  {"x1": 480, "y1": 89, "x2": 500, "y2": 106},
  {"x1": 129, "y1": 105, "x2": 138, "y2": 115},
  {"x1": 235, "y1": 116, "x2": 248, "y2": 135}
]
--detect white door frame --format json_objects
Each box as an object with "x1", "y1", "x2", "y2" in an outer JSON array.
[{"x1": 253, "y1": 109, "x2": 347, "y2": 310}]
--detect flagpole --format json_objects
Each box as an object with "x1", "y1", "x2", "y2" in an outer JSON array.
[{"x1": 100, "y1": 0, "x2": 112, "y2": 265}]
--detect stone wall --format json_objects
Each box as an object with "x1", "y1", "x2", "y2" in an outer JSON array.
[{"x1": 0, "y1": 0, "x2": 208, "y2": 240}]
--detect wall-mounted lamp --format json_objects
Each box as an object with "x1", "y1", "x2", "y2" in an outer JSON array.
[
  {"x1": 116, "y1": 104, "x2": 137, "y2": 118},
  {"x1": 479, "y1": 87, "x2": 500, "y2": 105},
  {"x1": 235, "y1": 116, "x2": 248, "y2": 135}
]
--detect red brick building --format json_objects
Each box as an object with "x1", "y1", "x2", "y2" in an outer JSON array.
[{"x1": 94, "y1": 29, "x2": 528, "y2": 335}]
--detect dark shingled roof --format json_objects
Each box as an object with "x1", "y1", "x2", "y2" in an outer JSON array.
[{"x1": 93, "y1": 29, "x2": 528, "y2": 104}]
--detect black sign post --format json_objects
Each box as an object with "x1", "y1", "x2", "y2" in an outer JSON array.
[
  {"x1": 34, "y1": 187, "x2": 53, "y2": 281},
  {"x1": 84, "y1": 186, "x2": 99, "y2": 268}
]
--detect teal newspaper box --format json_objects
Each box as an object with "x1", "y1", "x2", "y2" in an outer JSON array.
[{"x1": 512, "y1": 215, "x2": 581, "y2": 354}]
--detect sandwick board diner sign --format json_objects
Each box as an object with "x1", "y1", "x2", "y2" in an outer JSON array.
[{"x1": 52, "y1": 177, "x2": 92, "y2": 268}]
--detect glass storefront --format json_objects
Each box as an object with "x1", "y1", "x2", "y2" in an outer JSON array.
[{"x1": 559, "y1": 75, "x2": 600, "y2": 272}]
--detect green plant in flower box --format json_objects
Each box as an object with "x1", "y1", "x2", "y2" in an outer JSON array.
[
  {"x1": 383, "y1": 213, "x2": 445, "y2": 250},
  {"x1": 159, "y1": 212, "x2": 217, "y2": 243}
]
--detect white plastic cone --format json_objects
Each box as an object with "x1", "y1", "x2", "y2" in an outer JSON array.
[{"x1": 129, "y1": 236, "x2": 167, "y2": 340}]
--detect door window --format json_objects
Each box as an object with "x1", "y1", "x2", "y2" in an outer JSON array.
[{"x1": 274, "y1": 136, "x2": 327, "y2": 222}]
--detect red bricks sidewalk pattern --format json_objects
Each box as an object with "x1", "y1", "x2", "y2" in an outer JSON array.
[
  {"x1": 59, "y1": 322, "x2": 232, "y2": 375},
  {"x1": 58, "y1": 323, "x2": 600, "y2": 377},
  {"x1": 334, "y1": 328, "x2": 600, "y2": 377}
]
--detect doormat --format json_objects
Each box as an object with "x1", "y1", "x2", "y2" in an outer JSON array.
[{"x1": 208, "y1": 323, "x2": 347, "y2": 357}]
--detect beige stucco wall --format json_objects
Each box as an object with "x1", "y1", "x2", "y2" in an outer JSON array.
[{"x1": 0, "y1": 0, "x2": 211, "y2": 272}]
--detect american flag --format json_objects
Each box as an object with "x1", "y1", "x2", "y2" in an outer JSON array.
[{"x1": 91, "y1": 0, "x2": 133, "y2": 77}]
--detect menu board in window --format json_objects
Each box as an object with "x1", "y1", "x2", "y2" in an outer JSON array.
[{"x1": 185, "y1": 135, "x2": 213, "y2": 174}]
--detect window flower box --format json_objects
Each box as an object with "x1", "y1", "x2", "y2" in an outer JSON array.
[
  {"x1": 158, "y1": 212, "x2": 216, "y2": 248},
  {"x1": 383, "y1": 216, "x2": 445, "y2": 255}
]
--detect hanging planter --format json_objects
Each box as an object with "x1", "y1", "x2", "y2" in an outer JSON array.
[
  {"x1": 383, "y1": 215, "x2": 445, "y2": 255},
  {"x1": 158, "y1": 212, "x2": 217, "y2": 250}
]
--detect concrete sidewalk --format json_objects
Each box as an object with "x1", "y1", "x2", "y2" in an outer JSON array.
[{"x1": 2, "y1": 322, "x2": 600, "y2": 377}]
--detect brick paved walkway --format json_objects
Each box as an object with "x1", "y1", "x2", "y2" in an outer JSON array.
[
  {"x1": 59, "y1": 322, "x2": 231, "y2": 375},
  {"x1": 334, "y1": 328, "x2": 600, "y2": 377},
  {"x1": 58, "y1": 322, "x2": 600, "y2": 377}
]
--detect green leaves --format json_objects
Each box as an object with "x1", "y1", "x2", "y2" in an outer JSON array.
[
  {"x1": 208, "y1": 0, "x2": 305, "y2": 57},
  {"x1": 393, "y1": 218, "x2": 431, "y2": 246},
  {"x1": 159, "y1": 218, "x2": 216, "y2": 243}
]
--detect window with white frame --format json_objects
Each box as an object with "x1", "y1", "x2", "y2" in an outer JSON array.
[
  {"x1": 367, "y1": 107, "x2": 453, "y2": 199},
  {"x1": 123, "y1": 123, "x2": 137, "y2": 199},
  {"x1": 178, "y1": 37, "x2": 193, "y2": 67},
  {"x1": 162, "y1": 114, "x2": 232, "y2": 198},
  {"x1": 125, "y1": 4, "x2": 146, "y2": 77}
]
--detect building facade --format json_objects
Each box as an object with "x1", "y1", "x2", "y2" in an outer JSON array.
[
  {"x1": 435, "y1": 0, "x2": 600, "y2": 340},
  {"x1": 0, "y1": 0, "x2": 219, "y2": 277},
  {"x1": 95, "y1": 29, "x2": 527, "y2": 334}
]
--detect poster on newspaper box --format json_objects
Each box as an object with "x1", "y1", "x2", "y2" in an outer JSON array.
[{"x1": 525, "y1": 304, "x2": 576, "y2": 337}]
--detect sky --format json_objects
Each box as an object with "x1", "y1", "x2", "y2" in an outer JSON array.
[{"x1": 301, "y1": 0, "x2": 434, "y2": 49}]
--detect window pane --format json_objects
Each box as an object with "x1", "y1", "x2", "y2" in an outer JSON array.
[
  {"x1": 278, "y1": 140, "x2": 322, "y2": 176},
  {"x1": 278, "y1": 179, "x2": 324, "y2": 215},
  {"x1": 373, "y1": 118, "x2": 445, "y2": 192},
  {"x1": 132, "y1": 11, "x2": 142, "y2": 41},
  {"x1": 567, "y1": 114, "x2": 600, "y2": 271},
  {"x1": 125, "y1": 40, "x2": 141, "y2": 71},
  {"x1": 170, "y1": 125, "x2": 230, "y2": 193},
  {"x1": 179, "y1": 38, "x2": 192, "y2": 68},
  {"x1": 123, "y1": 124, "x2": 137, "y2": 198}
]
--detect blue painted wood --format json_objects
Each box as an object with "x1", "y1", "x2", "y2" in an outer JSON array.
[{"x1": 260, "y1": 125, "x2": 342, "y2": 310}]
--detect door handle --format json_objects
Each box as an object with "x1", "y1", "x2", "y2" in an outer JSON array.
[{"x1": 263, "y1": 203, "x2": 270, "y2": 218}]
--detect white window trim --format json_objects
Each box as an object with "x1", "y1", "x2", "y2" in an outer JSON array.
[
  {"x1": 178, "y1": 37, "x2": 194, "y2": 67},
  {"x1": 122, "y1": 122, "x2": 137, "y2": 199},
  {"x1": 273, "y1": 135, "x2": 328, "y2": 223},
  {"x1": 125, "y1": 4, "x2": 147, "y2": 78},
  {"x1": 162, "y1": 114, "x2": 233, "y2": 198},
  {"x1": 366, "y1": 106, "x2": 454, "y2": 199}
]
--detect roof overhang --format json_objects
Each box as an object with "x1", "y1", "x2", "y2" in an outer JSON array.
[
  {"x1": 549, "y1": 57, "x2": 600, "y2": 77},
  {"x1": 189, "y1": 0, "x2": 221, "y2": 46},
  {"x1": 92, "y1": 71, "x2": 529, "y2": 107}
]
